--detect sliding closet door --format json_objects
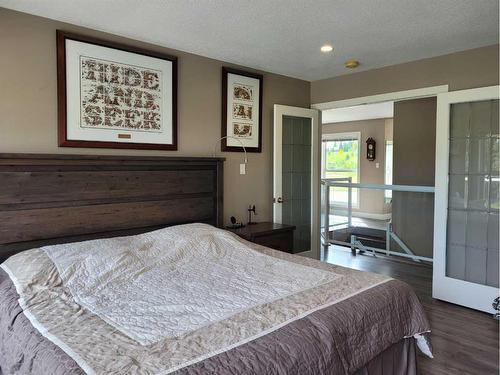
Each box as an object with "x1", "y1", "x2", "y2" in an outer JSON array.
[{"x1": 433, "y1": 86, "x2": 499, "y2": 313}]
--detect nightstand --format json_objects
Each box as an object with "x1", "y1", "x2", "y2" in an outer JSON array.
[{"x1": 226, "y1": 222, "x2": 296, "y2": 253}]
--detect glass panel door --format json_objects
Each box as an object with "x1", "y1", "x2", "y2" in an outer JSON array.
[
  {"x1": 282, "y1": 116, "x2": 312, "y2": 252},
  {"x1": 433, "y1": 86, "x2": 499, "y2": 313},
  {"x1": 447, "y1": 100, "x2": 499, "y2": 287},
  {"x1": 273, "y1": 105, "x2": 320, "y2": 259}
]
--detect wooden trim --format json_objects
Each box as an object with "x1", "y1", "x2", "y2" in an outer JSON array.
[
  {"x1": 0, "y1": 153, "x2": 224, "y2": 162},
  {"x1": 56, "y1": 30, "x2": 178, "y2": 151},
  {"x1": 215, "y1": 160, "x2": 224, "y2": 227},
  {"x1": 221, "y1": 67, "x2": 263, "y2": 153}
]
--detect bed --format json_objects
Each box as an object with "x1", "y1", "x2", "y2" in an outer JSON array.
[{"x1": 0, "y1": 154, "x2": 431, "y2": 375}]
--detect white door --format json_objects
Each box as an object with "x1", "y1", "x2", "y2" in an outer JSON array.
[
  {"x1": 273, "y1": 105, "x2": 320, "y2": 259},
  {"x1": 433, "y1": 86, "x2": 499, "y2": 313}
]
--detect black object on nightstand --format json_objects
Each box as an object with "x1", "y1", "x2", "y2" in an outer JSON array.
[{"x1": 226, "y1": 222, "x2": 296, "y2": 253}]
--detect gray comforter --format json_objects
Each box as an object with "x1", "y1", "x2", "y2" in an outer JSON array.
[{"x1": 0, "y1": 268, "x2": 430, "y2": 375}]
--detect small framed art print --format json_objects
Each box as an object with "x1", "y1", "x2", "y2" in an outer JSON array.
[
  {"x1": 57, "y1": 30, "x2": 177, "y2": 150},
  {"x1": 221, "y1": 67, "x2": 263, "y2": 152}
]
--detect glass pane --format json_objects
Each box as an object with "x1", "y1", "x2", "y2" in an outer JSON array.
[
  {"x1": 390, "y1": 191, "x2": 435, "y2": 258},
  {"x1": 488, "y1": 213, "x2": 499, "y2": 250},
  {"x1": 468, "y1": 138, "x2": 490, "y2": 174},
  {"x1": 447, "y1": 209, "x2": 466, "y2": 246},
  {"x1": 324, "y1": 139, "x2": 359, "y2": 171},
  {"x1": 449, "y1": 139, "x2": 467, "y2": 174},
  {"x1": 282, "y1": 116, "x2": 312, "y2": 253},
  {"x1": 465, "y1": 211, "x2": 488, "y2": 249},
  {"x1": 492, "y1": 138, "x2": 499, "y2": 176},
  {"x1": 467, "y1": 175, "x2": 489, "y2": 210},
  {"x1": 325, "y1": 188, "x2": 433, "y2": 260},
  {"x1": 447, "y1": 245, "x2": 466, "y2": 280},
  {"x1": 385, "y1": 141, "x2": 393, "y2": 199},
  {"x1": 450, "y1": 102, "x2": 470, "y2": 138},
  {"x1": 446, "y1": 99, "x2": 499, "y2": 286},
  {"x1": 487, "y1": 214, "x2": 499, "y2": 287},
  {"x1": 323, "y1": 136, "x2": 360, "y2": 206},
  {"x1": 492, "y1": 100, "x2": 499, "y2": 136},
  {"x1": 487, "y1": 249, "x2": 499, "y2": 287},
  {"x1": 490, "y1": 176, "x2": 499, "y2": 211},
  {"x1": 448, "y1": 175, "x2": 467, "y2": 209},
  {"x1": 325, "y1": 171, "x2": 359, "y2": 206},
  {"x1": 470, "y1": 100, "x2": 492, "y2": 137},
  {"x1": 465, "y1": 247, "x2": 487, "y2": 284}
]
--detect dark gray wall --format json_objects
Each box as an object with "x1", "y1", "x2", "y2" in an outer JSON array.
[
  {"x1": 393, "y1": 98, "x2": 437, "y2": 185},
  {"x1": 392, "y1": 97, "x2": 437, "y2": 258}
]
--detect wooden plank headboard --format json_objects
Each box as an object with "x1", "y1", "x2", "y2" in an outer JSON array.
[{"x1": 0, "y1": 153, "x2": 224, "y2": 261}]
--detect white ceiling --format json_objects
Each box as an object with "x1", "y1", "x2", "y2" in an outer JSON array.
[
  {"x1": 1, "y1": 0, "x2": 498, "y2": 81},
  {"x1": 322, "y1": 102, "x2": 394, "y2": 124}
]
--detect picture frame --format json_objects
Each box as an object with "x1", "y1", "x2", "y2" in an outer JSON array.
[
  {"x1": 221, "y1": 67, "x2": 263, "y2": 152},
  {"x1": 57, "y1": 30, "x2": 178, "y2": 150}
]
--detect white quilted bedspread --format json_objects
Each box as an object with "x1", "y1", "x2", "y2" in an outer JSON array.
[{"x1": 43, "y1": 223, "x2": 337, "y2": 345}]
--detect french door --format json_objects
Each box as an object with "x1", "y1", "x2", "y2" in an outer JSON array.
[
  {"x1": 273, "y1": 105, "x2": 320, "y2": 259},
  {"x1": 433, "y1": 86, "x2": 499, "y2": 313}
]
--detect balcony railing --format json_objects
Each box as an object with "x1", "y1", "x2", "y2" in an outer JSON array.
[{"x1": 321, "y1": 179, "x2": 435, "y2": 262}]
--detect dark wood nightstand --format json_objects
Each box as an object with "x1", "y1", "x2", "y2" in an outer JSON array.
[{"x1": 226, "y1": 222, "x2": 296, "y2": 253}]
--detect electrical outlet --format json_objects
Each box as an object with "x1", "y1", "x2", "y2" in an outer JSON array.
[{"x1": 240, "y1": 163, "x2": 246, "y2": 175}]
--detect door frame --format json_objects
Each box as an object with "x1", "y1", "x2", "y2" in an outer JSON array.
[
  {"x1": 273, "y1": 104, "x2": 320, "y2": 259},
  {"x1": 433, "y1": 85, "x2": 500, "y2": 313},
  {"x1": 311, "y1": 85, "x2": 449, "y2": 110}
]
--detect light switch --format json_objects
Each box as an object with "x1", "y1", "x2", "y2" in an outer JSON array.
[
  {"x1": 240, "y1": 163, "x2": 246, "y2": 175},
  {"x1": 375, "y1": 163, "x2": 380, "y2": 168}
]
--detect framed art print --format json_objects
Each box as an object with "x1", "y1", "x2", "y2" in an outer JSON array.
[
  {"x1": 57, "y1": 30, "x2": 177, "y2": 150},
  {"x1": 221, "y1": 67, "x2": 263, "y2": 152}
]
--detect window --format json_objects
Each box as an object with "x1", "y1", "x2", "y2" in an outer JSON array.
[
  {"x1": 322, "y1": 132, "x2": 360, "y2": 207},
  {"x1": 385, "y1": 141, "x2": 393, "y2": 200}
]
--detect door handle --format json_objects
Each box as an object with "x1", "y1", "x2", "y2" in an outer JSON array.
[{"x1": 275, "y1": 197, "x2": 283, "y2": 203}]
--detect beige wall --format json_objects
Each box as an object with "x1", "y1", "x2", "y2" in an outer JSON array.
[
  {"x1": 2, "y1": 7, "x2": 498, "y2": 229},
  {"x1": 311, "y1": 44, "x2": 499, "y2": 104},
  {"x1": 384, "y1": 119, "x2": 393, "y2": 140},
  {"x1": 322, "y1": 118, "x2": 392, "y2": 216},
  {"x1": 0, "y1": 8, "x2": 310, "y2": 225}
]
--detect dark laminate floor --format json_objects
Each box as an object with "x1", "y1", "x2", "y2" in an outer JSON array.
[{"x1": 323, "y1": 247, "x2": 499, "y2": 375}]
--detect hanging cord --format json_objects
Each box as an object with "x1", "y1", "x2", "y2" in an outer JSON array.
[{"x1": 213, "y1": 136, "x2": 248, "y2": 164}]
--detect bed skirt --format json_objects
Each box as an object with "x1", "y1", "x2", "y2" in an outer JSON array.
[
  {"x1": 0, "y1": 338, "x2": 417, "y2": 375},
  {"x1": 355, "y1": 337, "x2": 417, "y2": 375}
]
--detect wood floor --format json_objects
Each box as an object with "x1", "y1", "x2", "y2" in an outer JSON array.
[{"x1": 323, "y1": 247, "x2": 499, "y2": 375}]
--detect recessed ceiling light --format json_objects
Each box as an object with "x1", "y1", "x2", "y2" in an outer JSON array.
[
  {"x1": 345, "y1": 60, "x2": 360, "y2": 69},
  {"x1": 320, "y1": 45, "x2": 333, "y2": 53}
]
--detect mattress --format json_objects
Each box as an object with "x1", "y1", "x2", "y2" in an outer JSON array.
[{"x1": 0, "y1": 223, "x2": 431, "y2": 374}]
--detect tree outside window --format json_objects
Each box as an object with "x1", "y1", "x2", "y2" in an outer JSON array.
[{"x1": 322, "y1": 133, "x2": 360, "y2": 207}]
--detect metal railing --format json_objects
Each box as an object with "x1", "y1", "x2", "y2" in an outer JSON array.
[{"x1": 321, "y1": 179, "x2": 435, "y2": 262}]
